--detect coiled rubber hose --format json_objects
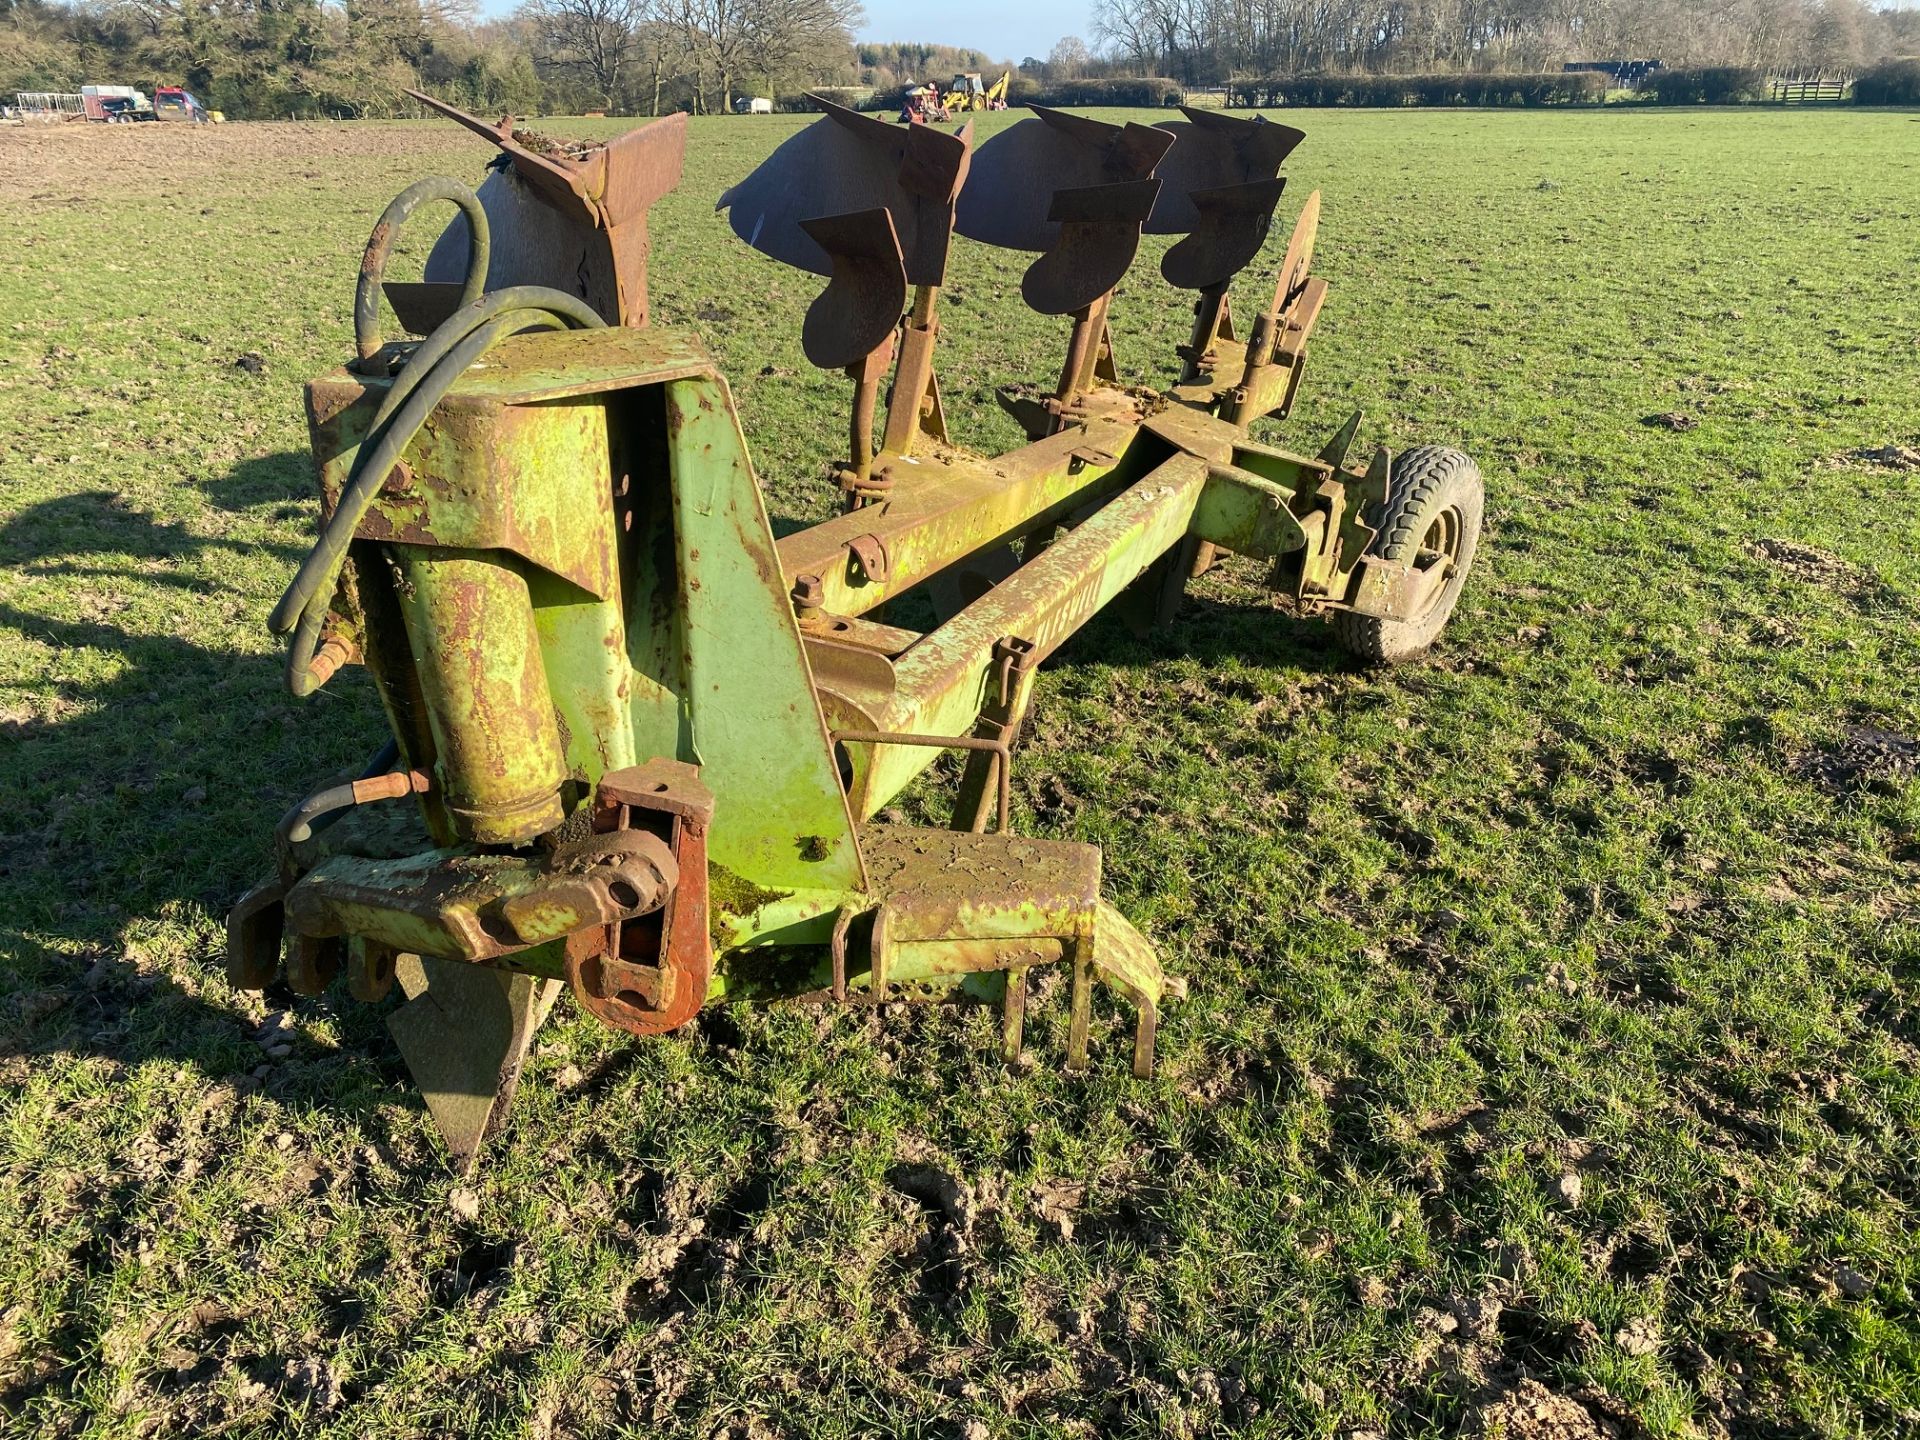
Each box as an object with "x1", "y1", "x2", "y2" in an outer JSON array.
[
  {"x1": 269, "y1": 179, "x2": 606, "y2": 696},
  {"x1": 353, "y1": 176, "x2": 492, "y2": 369}
]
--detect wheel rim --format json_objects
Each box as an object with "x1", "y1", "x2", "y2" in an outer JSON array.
[{"x1": 1407, "y1": 504, "x2": 1465, "y2": 621}]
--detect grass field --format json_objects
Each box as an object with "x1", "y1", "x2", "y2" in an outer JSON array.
[{"x1": 2, "y1": 106, "x2": 1919, "y2": 1439}]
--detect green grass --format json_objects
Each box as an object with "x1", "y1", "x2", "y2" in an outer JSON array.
[{"x1": 2, "y1": 107, "x2": 1918, "y2": 1438}]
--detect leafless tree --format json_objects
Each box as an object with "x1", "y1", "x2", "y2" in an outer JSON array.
[
  {"x1": 665, "y1": 0, "x2": 858, "y2": 113},
  {"x1": 662, "y1": 0, "x2": 740, "y2": 112},
  {"x1": 747, "y1": 0, "x2": 864, "y2": 94},
  {"x1": 523, "y1": 0, "x2": 649, "y2": 106},
  {"x1": 1091, "y1": 0, "x2": 1894, "y2": 79},
  {"x1": 1047, "y1": 34, "x2": 1092, "y2": 78}
]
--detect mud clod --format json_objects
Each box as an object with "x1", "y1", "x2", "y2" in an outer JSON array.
[
  {"x1": 1795, "y1": 726, "x2": 1920, "y2": 794},
  {"x1": 1848, "y1": 443, "x2": 1920, "y2": 470},
  {"x1": 1029, "y1": 1178, "x2": 1085, "y2": 1241},
  {"x1": 1469, "y1": 1379, "x2": 1617, "y2": 1439}
]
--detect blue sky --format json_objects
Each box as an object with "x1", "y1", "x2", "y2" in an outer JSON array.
[{"x1": 853, "y1": 1, "x2": 1092, "y2": 64}]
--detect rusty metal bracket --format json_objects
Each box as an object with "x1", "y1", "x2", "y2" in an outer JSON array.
[
  {"x1": 500, "y1": 829, "x2": 678, "y2": 947},
  {"x1": 286, "y1": 933, "x2": 343, "y2": 996},
  {"x1": 347, "y1": 937, "x2": 399, "y2": 1003},
  {"x1": 226, "y1": 877, "x2": 288, "y2": 989},
  {"x1": 1228, "y1": 192, "x2": 1323, "y2": 427},
  {"x1": 1177, "y1": 288, "x2": 1233, "y2": 386},
  {"x1": 845, "y1": 532, "x2": 891, "y2": 585},
  {"x1": 837, "y1": 461, "x2": 897, "y2": 510},
  {"x1": 564, "y1": 760, "x2": 716, "y2": 1038},
  {"x1": 831, "y1": 728, "x2": 1014, "y2": 835},
  {"x1": 836, "y1": 343, "x2": 900, "y2": 505}
]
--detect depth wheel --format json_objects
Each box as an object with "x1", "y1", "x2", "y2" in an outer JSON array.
[{"x1": 1332, "y1": 445, "x2": 1483, "y2": 664}]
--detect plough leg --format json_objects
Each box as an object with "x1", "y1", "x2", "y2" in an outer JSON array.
[{"x1": 386, "y1": 955, "x2": 562, "y2": 1174}]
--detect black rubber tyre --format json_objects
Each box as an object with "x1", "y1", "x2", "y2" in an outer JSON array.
[{"x1": 1332, "y1": 445, "x2": 1483, "y2": 663}]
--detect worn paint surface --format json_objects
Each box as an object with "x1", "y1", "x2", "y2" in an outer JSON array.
[
  {"x1": 852, "y1": 456, "x2": 1210, "y2": 810},
  {"x1": 291, "y1": 321, "x2": 1387, "y2": 920},
  {"x1": 388, "y1": 548, "x2": 569, "y2": 844},
  {"x1": 657, "y1": 375, "x2": 868, "y2": 894},
  {"x1": 280, "y1": 328, "x2": 1438, "y2": 1057},
  {"x1": 776, "y1": 417, "x2": 1142, "y2": 615}
]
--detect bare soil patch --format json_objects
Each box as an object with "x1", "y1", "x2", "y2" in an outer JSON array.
[
  {"x1": 1748, "y1": 536, "x2": 1858, "y2": 588},
  {"x1": 0, "y1": 120, "x2": 476, "y2": 202},
  {"x1": 1794, "y1": 724, "x2": 1920, "y2": 794},
  {"x1": 1469, "y1": 1378, "x2": 1619, "y2": 1439},
  {"x1": 1847, "y1": 443, "x2": 1920, "y2": 470}
]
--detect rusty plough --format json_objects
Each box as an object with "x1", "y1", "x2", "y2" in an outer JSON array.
[{"x1": 228, "y1": 94, "x2": 1483, "y2": 1169}]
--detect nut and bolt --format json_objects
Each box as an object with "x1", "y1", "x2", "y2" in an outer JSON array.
[{"x1": 790, "y1": 574, "x2": 825, "y2": 617}]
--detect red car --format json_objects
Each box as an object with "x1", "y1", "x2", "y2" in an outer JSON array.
[{"x1": 153, "y1": 87, "x2": 211, "y2": 123}]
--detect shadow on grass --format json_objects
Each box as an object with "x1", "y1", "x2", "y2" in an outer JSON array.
[
  {"x1": 0, "y1": 470, "x2": 501, "y2": 1417},
  {"x1": 200, "y1": 450, "x2": 319, "y2": 515},
  {"x1": 1050, "y1": 591, "x2": 1362, "y2": 677},
  {"x1": 0, "y1": 470, "x2": 1354, "y2": 1137},
  {"x1": 0, "y1": 475, "x2": 402, "y2": 1100},
  {"x1": 1, "y1": 478, "x2": 308, "y2": 576}
]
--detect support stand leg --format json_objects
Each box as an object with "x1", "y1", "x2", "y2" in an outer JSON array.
[
  {"x1": 1002, "y1": 966, "x2": 1028, "y2": 1063},
  {"x1": 1066, "y1": 949, "x2": 1093, "y2": 1072}
]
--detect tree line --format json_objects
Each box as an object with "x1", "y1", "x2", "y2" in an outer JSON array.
[
  {"x1": 1090, "y1": 0, "x2": 1919, "y2": 83},
  {"x1": 525, "y1": 0, "x2": 869, "y2": 117},
  {"x1": 0, "y1": 0, "x2": 880, "y2": 120},
  {"x1": 7, "y1": 0, "x2": 1915, "y2": 123}
]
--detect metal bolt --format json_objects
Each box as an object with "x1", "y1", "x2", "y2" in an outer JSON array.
[{"x1": 790, "y1": 574, "x2": 825, "y2": 615}]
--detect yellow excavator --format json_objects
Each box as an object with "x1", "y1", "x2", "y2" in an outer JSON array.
[{"x1": 949, "y1": 72, "x2": 1011, "y2": 112}]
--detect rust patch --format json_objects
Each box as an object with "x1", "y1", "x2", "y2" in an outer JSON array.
[{"x1": 359, "y1": 221, "x2": 393, "y2": 278}]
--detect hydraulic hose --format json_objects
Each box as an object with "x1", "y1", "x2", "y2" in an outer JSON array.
[
  {"x1": 349, "y1": 282, "x2": 603, "y2": 454},
  {"x1": 277, "y1": 737, "x2": 402, "y2": 847},
  {"x1": 270, "y1": 284, "x2": 606, "y2": 697},
  {"x1": 280, "y1": 768, "x2": 432, "y2": 846},
  {"x1": 353, "y1": 176, "x2": 492, "y2": 369}
]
